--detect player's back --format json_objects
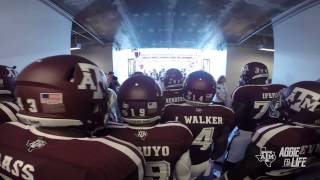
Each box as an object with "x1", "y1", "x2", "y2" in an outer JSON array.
[
  {"x1": 225, "y1": 123, "x2": 320, "y2": 180},
  {"x1": 0, "y1": 101, "x2": 19, "y2": 124},
  {"x1": 95, "y1": 122, "x2": 193, "y2": 180},
  {"x1": 232, "y1": 84, "x2": 287, "y2": 131},
  {"x1": 162, "y1": 103, "x2": 235, "y2": 165},
  {"x1": 163, "y1": 89, "x2": 184, "y2": 105},
  {"x1": 253, "y1": 123, "x2": 320, "y2": 176},
  {"x1": 0, "y1": 122, "x2": 145, "y2": 180}
]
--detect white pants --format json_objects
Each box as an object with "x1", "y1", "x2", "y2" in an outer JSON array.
[
  {"x1": 191, "y1": 160, "x2": 212, "y2": 180},
  {"x1": 226, "y1": 129, "x2": 253, "y2": 163}
]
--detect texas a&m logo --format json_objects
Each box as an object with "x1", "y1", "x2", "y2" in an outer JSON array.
[
  {"x1": 77, "y1": 63, "x2": 104, "y2": 99},
  {"x1": 286, "y1": 87, "x2": 320, "y2": 112},
  {"x1": 256, "y1": 147, "x2": 276, "y2": 167},
  {"x1": 135, "y1": 130, "x2": 148, "y2": 141},
  {"x1": 26, "y1": 138, "x2": 47, "y2": 152}
]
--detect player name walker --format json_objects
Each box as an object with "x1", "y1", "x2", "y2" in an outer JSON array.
[{"x1": 183, "y1": 116, "x2": 223, "y2": 125}]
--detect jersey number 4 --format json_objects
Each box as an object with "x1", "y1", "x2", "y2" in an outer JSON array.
[{"x1": 192, "y1": 127, "x2": 215, "y2": 150}]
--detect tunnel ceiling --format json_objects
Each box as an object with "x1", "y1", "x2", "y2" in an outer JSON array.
[{"x1": 48, "y1": 0, "x2": 307, "y2": 49}]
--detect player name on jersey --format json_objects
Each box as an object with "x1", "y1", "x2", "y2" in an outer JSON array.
[
  {"x1": 182, "y1": 116, "x2": 223, "y2": 125},
  {"x1": 262, "y1": 92, "x2": 277, "y2": 99},
  {"x1": 0, "y1": 153, "x2": 34, "y2": 180},
  {"x1": 137, "y1": 146, "x2": 170, "y2": 157}
]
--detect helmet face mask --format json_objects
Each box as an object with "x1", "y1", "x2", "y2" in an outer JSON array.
[
  {"x1": 183, "y1": 70, "x2": 216, "y2": 105},
  {"x1": 118, "y1": 75, "x2": 163, "y2": 125},
  {"x1": 239, "y1": 62, "x2": 269, "y2": 86},
  {"x1": 15, "y1": 55, "x2": 109, "y2": 130},
  {"x1": 0, "y1": 65, "x2": 18, "y2": 99}
]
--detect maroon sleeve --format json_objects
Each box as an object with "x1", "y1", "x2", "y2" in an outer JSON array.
[
  {"x1": 0, "y1": 101, "x2": 19, "y2": 124},
  {"x1": 232, "y1": 86, "x2": 250, "y2": 103}
]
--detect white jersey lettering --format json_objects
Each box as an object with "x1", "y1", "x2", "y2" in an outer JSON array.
[{"x1": 77, "y1": 63, "x2": 103, "y2": 99}]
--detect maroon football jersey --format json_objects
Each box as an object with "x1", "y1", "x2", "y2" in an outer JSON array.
[
  {"x1": 252, "y1": 123, "x2": 320, "y2": 169},
  {"x1": 251, "y1": 123, "x2": 320, "y2": 176},
  {"x1": 95, "y1": 122, "x2": 193, "y2": 180},
  {"x1": 232, "y1": 84, "x2": 287, "y2": 131},
  {"x1": 161, "y1": 104, "x2": 235, "y2": 165},
  {"x1": 0, "y1": 122, "x2": 145, "y2": 180},
  {"x1": 163, "y1": 89, "x2": 184, "y2": 105},
  {"x1": 0, "y1": 101, "x2": 19, "y2": 124}
]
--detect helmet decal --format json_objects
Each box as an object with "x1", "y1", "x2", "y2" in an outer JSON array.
[
  {"x1": 77, "y1": 63, "x2": 104, "y2": 99},
  {"x1": 286, "y1": 87, "x2": 320, "y2": 112}
]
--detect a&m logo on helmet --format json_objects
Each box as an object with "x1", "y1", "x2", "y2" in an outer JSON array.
[
  {"x1": 286, "y1": 87, "x2": 320, "y2": 112},
  {"x1": 77, "y1": 63, "x2": 104, "y2": 99}
]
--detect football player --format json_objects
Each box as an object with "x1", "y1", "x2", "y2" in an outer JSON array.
[
  {"x1": 0, "y1": 65, "x2": 20, "y2": 124},
  {"x1": 94, "y1": 75, "x2": 193, "y2": 180},
  {"x1": 0, "y1": 55, "x2": 145, "y2": 180},
  {"x1": 223, "y1": 62, "x2": 287, "y2": 171},
  {"x1": 162, "y1": 70, "x2": 235, "y2": 180},
  {"x1": 223, "y1": 81, "x2": 320, "y2": 179},
  {"x1": 161, "y1": 68, "x2": 185, "y2": 105}
]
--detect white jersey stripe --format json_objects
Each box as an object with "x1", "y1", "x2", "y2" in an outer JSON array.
[
  {"x1": 106, "y1": 136, "x2": 145, "y2": 180},
  {"x1": 0, "y1": 90, "x2": 11, "y2": 94},
  {"x1": 251, "y1": 123, "x2": 284, "y2": 142},
  {"x1": 7, "y1": 122, "x2": 144, "y2": 180},
  {"x1": 16, "y1": 113, "x2": 83, "y2": 127},
  {"x1": 3, "y1": 101, "x2": 20, "y2": 112},
  {"x1": 107, "y1": 135, "x2": 145, "y2": 159},
  {"x1": 87, "y1": 138, "x2": 145, "y2": 180},
  {"x1": 0, "y1": 103, "x2": 18, "y2": 122},
  {"x1": 107, "y1": 122, "x2": 193, "y2": 137},
  {"x1": 256, "y1": 125, "x2": 302, "y2": 147}
]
